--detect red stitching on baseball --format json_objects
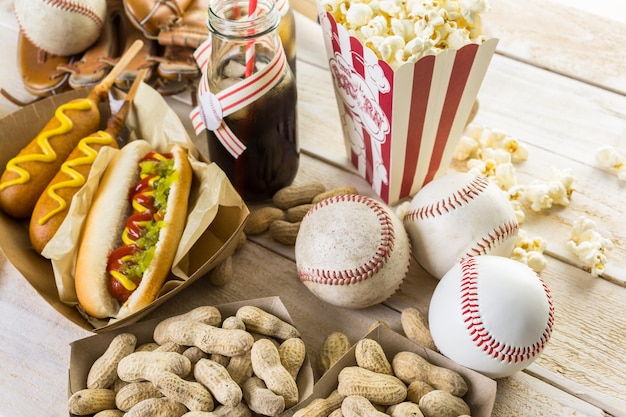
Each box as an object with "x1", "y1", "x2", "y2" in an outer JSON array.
[
  {"x1": 460, "y1": 257, "x2": 554, "y2": 363},
  {"x1": 465, "y1": 219, "x2": 519, "y2": 257},
  {"x1": 403, "y1": 174, "x2": 490, "y2": 222},
  {"x1": 45, "y1": 0, "x2": 105, "y2": 31},
  {"x1": 298, "y1": 195, "x2": 395, "y2": 285}
]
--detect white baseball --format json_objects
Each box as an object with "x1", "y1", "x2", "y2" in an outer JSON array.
[
  {"x1": 429, "y1": 255, "x2": 555, "y2": 379},
  {"x1": 295, "y1": 194, "x2": 411, "y2": 309},
  {"x1": 14, "y1": 0, "x2": 107, "y2": 56},
  {"x1": 403, "y1": 172, "x2": 518, "y2": 279}
]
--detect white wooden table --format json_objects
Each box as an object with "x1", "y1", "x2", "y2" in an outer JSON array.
[{"x1": 1, "y1": 0, "x2": 626, "y2": 416}]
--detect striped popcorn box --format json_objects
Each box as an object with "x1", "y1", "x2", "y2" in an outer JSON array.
[{"x1": 317, "y1": 4, "x2": 498, "y2": 205}]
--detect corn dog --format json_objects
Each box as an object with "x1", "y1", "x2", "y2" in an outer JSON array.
[
  {"x1": 29, "y1": 71, "x2": 147, "y2": 254},
  {"x1": 0, "y1": 40, "x2": 144, "y2": 218}
]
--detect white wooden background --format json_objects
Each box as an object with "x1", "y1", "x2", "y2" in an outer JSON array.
[{"x1": 1, "y1": 0, "x2": 626, "y2": 416}]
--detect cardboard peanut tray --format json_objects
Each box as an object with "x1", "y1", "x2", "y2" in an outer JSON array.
[
  {"x1": 69, "y1": 296, "x2": 315, "y2": 415},
  {"x1": 285, "y1": 324, "x2": 497, "y2": 417},
  {"x1": 0, "y1": 85, "x2": 249, "y2": 332}
]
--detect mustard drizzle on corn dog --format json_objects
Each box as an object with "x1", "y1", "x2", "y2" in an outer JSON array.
[
  {"x1": 0, "y1": 99, "x2": 94, "y2": 191},
  {"x1": 36, "y1": 131, "x2": 115, "y2": 225}
]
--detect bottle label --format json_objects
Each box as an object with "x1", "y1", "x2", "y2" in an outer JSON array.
[{"x1": 197, "y1": 89, "x2": 223, "y2": 132}]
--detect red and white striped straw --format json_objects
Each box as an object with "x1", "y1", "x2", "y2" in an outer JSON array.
[{"x1": 245, "y1": 0, "x2": 258, "y2": 78}]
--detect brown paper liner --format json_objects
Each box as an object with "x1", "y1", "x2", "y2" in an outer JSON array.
[{"x1": 0, "y1": 84, "x2": 248, "y2": 331}]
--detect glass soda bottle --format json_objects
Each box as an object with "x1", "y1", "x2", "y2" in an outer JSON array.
[
  {"x1": 277, "y1": 0, "x2": 296, "y2": 76},
  {"x1": 205, "y1": 0, "x2": 299, "y2": 201}
]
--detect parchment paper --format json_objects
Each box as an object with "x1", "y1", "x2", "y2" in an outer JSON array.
[{"x1": 41, "y1": 83, "x2": 246, "y2": 325}]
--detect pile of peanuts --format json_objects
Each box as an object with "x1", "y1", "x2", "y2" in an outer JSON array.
[
  {"x1": 244, "y1": 182, "x2": 360, "y2": 246},
  {"x1": 300, "y1": 307, "x2": 472, "y2": 417},
  {"x1": 68, "y1": 305, "x2": 306, "y2": 417}
]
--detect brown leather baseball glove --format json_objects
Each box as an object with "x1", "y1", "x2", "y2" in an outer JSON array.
[
  {"x1": 157, "y1": 0, "x2": 209, "y2": 49},
  {"x1": 123, "y1": 0, "x2": 193, "y2": 39},
  {"x1": 17, "y1": 32, "x2": 74, "y2": 98},
  {"x1": 16, "y1": 0, "x2": 205, "y2": 101}
]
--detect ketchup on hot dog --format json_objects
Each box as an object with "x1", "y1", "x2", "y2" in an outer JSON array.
[{"x1": 106, "y1": 151, "x2": 175, "y2": 302}]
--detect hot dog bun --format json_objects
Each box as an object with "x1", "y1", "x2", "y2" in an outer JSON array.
[{"x1": 74, "y1": 140, "x2": 193, "y2": 319}]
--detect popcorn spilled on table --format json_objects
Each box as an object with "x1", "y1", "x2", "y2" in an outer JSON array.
[{"x1": 454, "y1": 124, "x2": 615, "y2": 276}]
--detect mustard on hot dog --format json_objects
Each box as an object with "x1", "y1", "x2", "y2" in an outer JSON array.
[{"x1": 74, "y1": 140, "x2": 193, "y2": 320}]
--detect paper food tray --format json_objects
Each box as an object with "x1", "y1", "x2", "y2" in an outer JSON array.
[
  {"x1": 68, "y1": 296, "x2": 315, "y2": 415},
  {"x1": 285, "y1": 324, "x2": 496, "y2": 417},
  {"x1": 0, "y1": 85, "x2": 249, "y2": 332}
]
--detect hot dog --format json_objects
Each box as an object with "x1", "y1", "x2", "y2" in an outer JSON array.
[
  {"x1": 29, "y1": 71, "x2": 147, "y2": 254},
  {"x1": 0, "y1": 40, "x2": 144, "y2": 219},
  {"x1": 74, "y1": 140, "x2": 193, "y2": 319}
]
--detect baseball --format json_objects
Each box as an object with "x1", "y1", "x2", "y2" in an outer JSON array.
[
  {"x1": 429, "y1": 255, "x2": 555, "y2": 379},
  {"x1": 403, "y1": 172, "x2": 518, "y2": 279},
  {"x1": 14, "y1": 0, "x2": 107, "y2": 56},
  {"x1": 295, "y1": 194, "x2": 411, "y2": 309}
]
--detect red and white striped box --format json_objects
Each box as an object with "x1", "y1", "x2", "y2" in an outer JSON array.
[{"x1": 317, "y1": 6, "x2": 498, "y2": 205}]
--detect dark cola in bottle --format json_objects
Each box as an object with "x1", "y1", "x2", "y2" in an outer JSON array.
[{"x1": 206, "y1": 0, "x2": 298, "y2": 201}]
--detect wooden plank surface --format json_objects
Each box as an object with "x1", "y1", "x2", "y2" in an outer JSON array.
[
  {"x1": 287, "y1": 8, "x2": 626, "y2": 412},
  {"x1": 1, "y1": 1, "x2": 625, "y2": 416},
  {"x1": 292, "y1": 10, "x2": 626, "y2": 287},
  {"x1": 1, "y1": 223, "x2": 612, "y2": 417},
  {"x1": 251, "y1": 153, "x2": 626, "y2": 416},
  {"x1": 483, "y1": 0, "x2": 626, "y2": 94}
]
